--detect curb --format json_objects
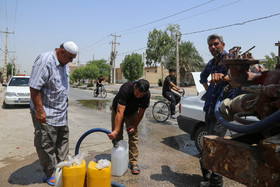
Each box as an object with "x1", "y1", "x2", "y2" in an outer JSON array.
[{"x1": 71, "y1": 85, "x2": 165, "y2": 101}]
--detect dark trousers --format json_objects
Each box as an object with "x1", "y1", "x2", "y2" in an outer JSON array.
[
  {"x1": 31, "y1": 110, "x2": 69, "y2": 178},
  {"x1": 96, "y1": 84, "x2": 102, "y2": 95},
  {"x1": 163, "y1": 91, "x2": 181, "y2": 115},
  {"x1": 111, "y1": 110, "x2": 139, "y2": 165},
  {"x1": 200, "y1": 113, "x2": 227, "y2": 181}
]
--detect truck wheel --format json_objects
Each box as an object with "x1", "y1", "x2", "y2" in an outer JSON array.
[{"x1": 194, "y1": 125, "x2": 207, "y2": 154}]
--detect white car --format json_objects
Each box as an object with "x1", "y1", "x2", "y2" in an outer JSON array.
[
  {"x1": 3, "y1": 76, "x2": 30, "y2": 107},
  {"x1": 177, "y1": 72, "x2": 237, "y2": 154},
  {"x1": 177, "y1": 72, "x2": 207, "y2": 153},
  {"x1": 177, "y1": 90, "x2": 207, "y2": 154}
]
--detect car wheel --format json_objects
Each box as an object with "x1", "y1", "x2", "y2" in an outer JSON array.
[
  {"x1": 3, "y1": 102, "x2": 9, "y2": 109},
  {"x1": 194, "y1": 125, "x2": 207, "y2": 154}
]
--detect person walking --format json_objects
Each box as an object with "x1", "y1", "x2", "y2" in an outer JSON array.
[
  {"x1": 29, "y1": 41, "x2": 78, "y2": 186},
  {"x1": 108, "y1": 79, "x2": 150, "y2": 175}
]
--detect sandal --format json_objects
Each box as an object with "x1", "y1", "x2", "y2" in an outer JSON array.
[
  {"x1": 43, "y1": 176, "x2": 55, "y2": 186},
  {"x1": 131, "y1": 164, "x2": 140, "y2": 175}
]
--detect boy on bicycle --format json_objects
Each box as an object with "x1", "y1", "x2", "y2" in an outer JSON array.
[
  {"x1": 95, "y1": 75, "x2": 104, "y2": 95},
  {"x1": 162, "y1": 68, "x2": 183, "y2": 119}
]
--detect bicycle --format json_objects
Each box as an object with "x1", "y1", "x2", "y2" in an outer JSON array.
[
  {"x1": 152, "y1": 89, "x2": 185, "y2": 122},
  {"x1": 93, "y1": 84, "x2": 107, "y2": 98}
]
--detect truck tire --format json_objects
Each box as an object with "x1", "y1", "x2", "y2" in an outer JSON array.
[{"x1": 194, "y1": 125, "x2": 207, "y2": 154}]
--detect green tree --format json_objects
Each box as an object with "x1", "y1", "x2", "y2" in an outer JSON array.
[
  {"x1": 7, "y1": 63, "x2": 16, "y2": 77},
  {"x1": 264, "y1": 52, "x2": 277, "y2": 70},
  {"x1": 71, "y1": 68, "x2": 84, "y2": 84},
  {"x1": 178, "y1": 41, "x2": 204, "y2": 86},
  {"x1": 146, "y1": 28, "x2": 171, "y2": 81},
  {"x1": 164, "y1": 24, "x2": 181, "y2": 68},
  {"x1": 122, "y1": 53, "x2": 144, "y2": 81},
  {"x1": 87, "y1": 59, "x2": 111, "y2": 77},
  {"x1": 83, "y1": 65, "x2": 99, "y2": 85}
]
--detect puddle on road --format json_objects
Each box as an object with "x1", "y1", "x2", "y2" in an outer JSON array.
[
  {"x1": 161, "y1": 134, "x2": 200, "y2": 156},
  {"x1": 77, "y1": 100, "x2": 111, "y2": 112}
]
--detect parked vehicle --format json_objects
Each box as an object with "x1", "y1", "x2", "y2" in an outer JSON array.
[
  {"x1": 3, "y1": 76, "x2": 30, "y2": 107},
  {"x1": 177, "y1": 89, "x2": 207, "y2": 154},
  {"x1": 177, "y1": 72, "x2": 237, "y2": 154}
]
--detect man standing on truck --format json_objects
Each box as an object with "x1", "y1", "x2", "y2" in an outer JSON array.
[{"x1": 199, "y1": 34, "x2": 230, "y2": 187}]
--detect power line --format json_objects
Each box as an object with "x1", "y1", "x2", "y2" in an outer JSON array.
[
  {"x1": 114, "y1": 0, "x2": 215, "y2": 34},
  {"x1": 182, "y1": 12, "x2": 280, "y2": 35},
  {"x1": 80, "y1": 35, "x2": 110, "y2": 51},
  {"x1": 118, "y1": 47, "x2": 147, "y2": 56},
  {"x1": 119, "y1": 0, "x2": 241, "y2": 37}
]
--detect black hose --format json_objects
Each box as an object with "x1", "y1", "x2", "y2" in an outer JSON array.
[
  {"x1": 74, "y1": 128, "x2": 126, "y2": 187},
  {"x1": 75, "y1": 128, "x2": 111, "y2": 155},
  {"x1": 215, "y1": 90, "x2": 280, "y2": 133}
]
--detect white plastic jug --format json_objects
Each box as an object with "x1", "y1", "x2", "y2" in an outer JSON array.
[
  {"x1": 54, "y1": 167, "x2": 62, "y2": 187},
  {"x1": 111, "y1": 140, "x2": 129, "y2": 176}
]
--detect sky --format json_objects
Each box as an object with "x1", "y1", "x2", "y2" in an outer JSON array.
[{"x1": 0, "y1": 0, "x2": 280, "y2": 75}]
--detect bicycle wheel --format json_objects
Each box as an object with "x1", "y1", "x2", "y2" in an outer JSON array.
[
  {"x1": 152, "y1": 101, "x2": 170, "y2": 122},
  {"x1": 93, "y1": 89, "x2": 98, "y2": 97},
  {"x1": 101, "y1": 89, "x2": 107, "y2": 98}
]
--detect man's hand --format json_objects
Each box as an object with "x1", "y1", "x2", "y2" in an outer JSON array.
[
  {"x1": 36, "y1": 110, "x2": 47, "y2": 123},
  {"x1": 108, "y1": 130, "x2": 119, "y2": 140},
  {"x1": 178, "y1": 89, "x2": 183, "y2": 94},
  {"x1": 127, "y1": 126, "x2": 136, "y2": 135},
  {"x1": 209, "y1": 73, "x2": 225, "y2": 85}
]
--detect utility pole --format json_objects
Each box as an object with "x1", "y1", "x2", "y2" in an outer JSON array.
[
  {"x1": 110, "y1": 34, "x2": 120, "y2": 85},
  {"x1": 110, "y1": 41, "x2": 114, "y2": 84},
  {"x1": 176, "y1": 34, "x2": 180, "y2": 86},
  {"x1": 11, "y1": 56, "x2": 16, "y2": 77},
  {"x1": 142, "y1": 52, "x2": 146, "y2": 79},
  {"x1": 0, "y1": 28, "x2": 14, "y2": 83},
  {"x1": 77, "y1": 51, "x2": 80, "y2": 66},
  {"x1": 275, "y1": 41, "x2": 280, "y2": 69}
]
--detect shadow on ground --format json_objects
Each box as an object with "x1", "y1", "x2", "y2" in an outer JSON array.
[
  {"x1": 8, "y1": 160, "x2": 44, "y2": 185},
  {"x1": 150, "y1": 165, "x2": 202, "y2": 186},
  {"x1": 161, "y1": 134, "x2": 201, "y2": 157}
]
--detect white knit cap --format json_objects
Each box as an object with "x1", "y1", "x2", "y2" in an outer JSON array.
[{"x1": 63, "y1": 41, "x2": 78, "y2": 55}]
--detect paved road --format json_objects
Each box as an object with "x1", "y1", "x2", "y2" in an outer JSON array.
[{"x1": 0, "y1": 85, "x2": 244, "y2": 187}]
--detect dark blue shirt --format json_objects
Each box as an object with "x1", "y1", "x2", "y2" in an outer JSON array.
[{"x1": 200, "y1": 51, "x2": 228, "y2": 115}]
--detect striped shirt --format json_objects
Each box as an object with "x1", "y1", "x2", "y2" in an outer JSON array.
[{"x1": 29, "y1": 50, "x2": 70, "y2": 126}]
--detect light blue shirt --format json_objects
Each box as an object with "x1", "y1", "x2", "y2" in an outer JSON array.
[{"x1": 29, "y1": 50, "x2": 70, "y2": 126}]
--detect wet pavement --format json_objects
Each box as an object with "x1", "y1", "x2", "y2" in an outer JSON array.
[{"x1": 0, "y1": 85, "x2": 245, "y2": 187}]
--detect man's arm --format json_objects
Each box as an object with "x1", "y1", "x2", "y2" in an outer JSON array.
[
  {"x1": 108, "y1": 103, "x2": 125, "y2": 140},
  {"x1": 30, "y1": 87, "x2": 46, "y2": 123},
  {"x1": 170, "y1": 81, "x2": 182, "y2": 93},
  {"x1": 127, "y1": 108, "x2": 146, "y2": 134},
  {"x1": 202, "y1": 83, "x2": 209, "y2": 91}
]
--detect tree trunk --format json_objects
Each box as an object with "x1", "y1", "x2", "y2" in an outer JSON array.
[{"x1": 160, "y1": 60, "x2": 164, "y2": 83}]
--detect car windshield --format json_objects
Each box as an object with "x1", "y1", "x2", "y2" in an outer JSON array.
[{"x1": 8, "y1": 77, "x2": 29, "y2": 86}]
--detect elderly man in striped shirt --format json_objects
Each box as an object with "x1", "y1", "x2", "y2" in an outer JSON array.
[{"x1": 29, "y1": 41, "x2": 78, "y2": 186}]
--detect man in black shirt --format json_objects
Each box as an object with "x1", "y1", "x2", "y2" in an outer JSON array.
[
  {"x1": 108, "y1": 79, "x2": 150, "y2": 175},
  {"x1": 95, "y1": 75, "x2": 103, "y2": 95},
  {"x1": 162, "y1": 68, "x2": 182, "y2": 119}
]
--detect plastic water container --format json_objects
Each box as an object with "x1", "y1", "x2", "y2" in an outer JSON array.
[
  {"x1": 62, "y1": 160, "x2": 86, "y2": 187},
  {"x1": 111, "y1": 140, "x2": 129, "y2": 176},
  {"x1": 54, "y1": 168, "x2": 62, "y2": 187},
  {"x1": 87, "y1": 161, "x2": 111, "y2": 187}
]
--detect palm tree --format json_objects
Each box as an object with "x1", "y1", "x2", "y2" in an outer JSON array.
[{"x1": 178, "y1": 41, "x2": 204, "y2": 86}]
